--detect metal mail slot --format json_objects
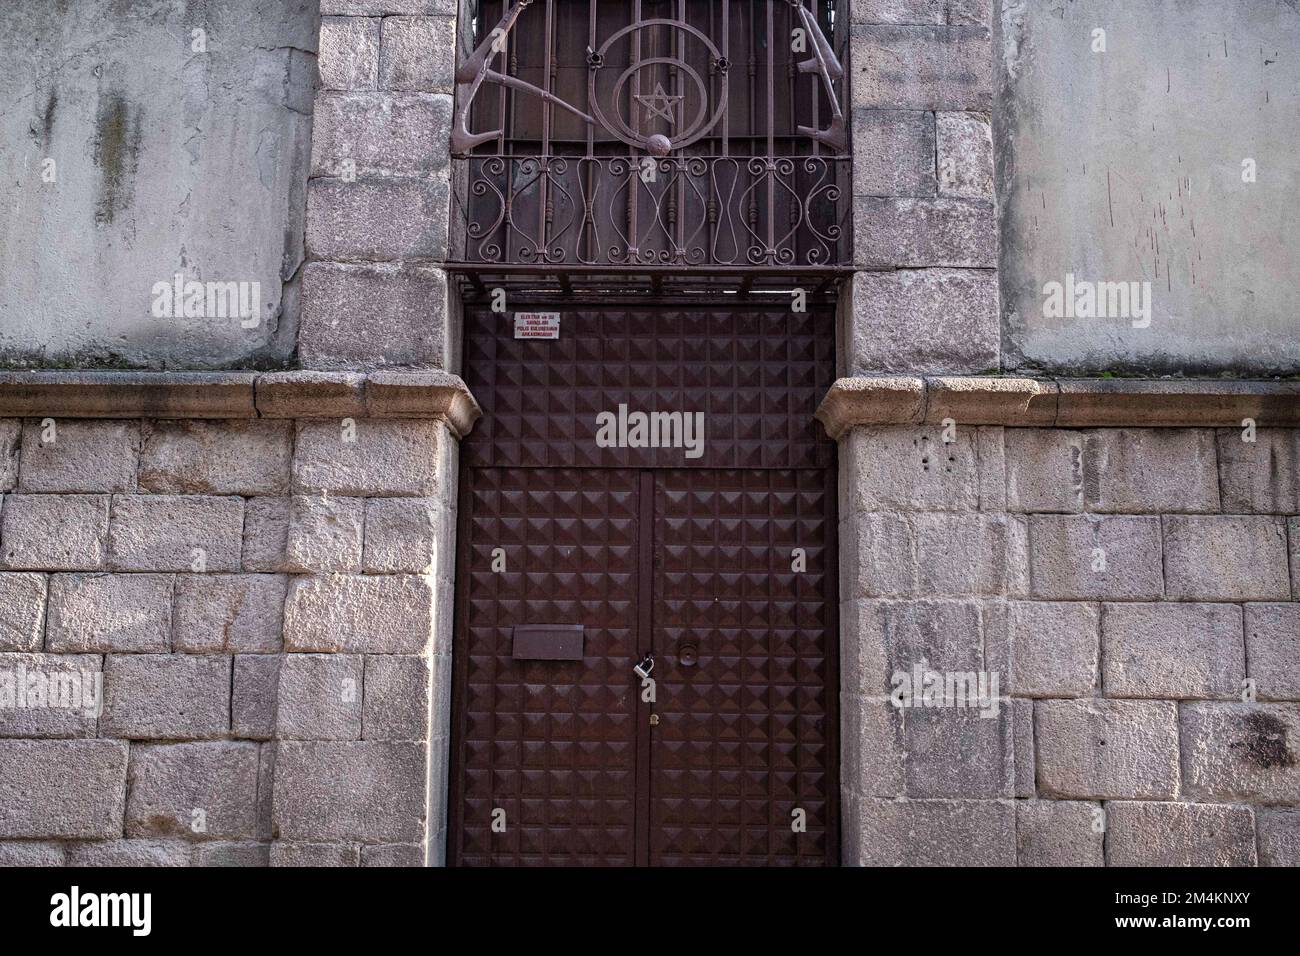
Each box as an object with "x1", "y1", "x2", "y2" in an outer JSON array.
[{"x1": 512, "y1": 624, "x2": 584, "y2": 661}]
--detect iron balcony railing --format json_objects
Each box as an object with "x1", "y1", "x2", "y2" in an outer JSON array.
[{"x1": 450, "y1": 153, "x2": 852, "y2": 269}]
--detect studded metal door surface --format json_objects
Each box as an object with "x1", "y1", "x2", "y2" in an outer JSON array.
[
  {"x1": 651, "y1": 468, "x2": 837, "y2": 865},
  {"x1": 449, "y1": 305, "x2": 838, "y2": 866}
]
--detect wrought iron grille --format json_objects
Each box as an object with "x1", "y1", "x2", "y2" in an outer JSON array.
[{"x1": 449, "y1": 0, "x2": 852, "y2": 282}]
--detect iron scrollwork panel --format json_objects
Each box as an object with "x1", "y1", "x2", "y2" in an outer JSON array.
[{"x1": 455, "y1": 154, "x2": 850, "y2": 267}]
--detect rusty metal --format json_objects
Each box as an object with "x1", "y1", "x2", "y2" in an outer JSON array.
[{"x1": 449, "y1": 0, "x2": 851, "y2": 277}]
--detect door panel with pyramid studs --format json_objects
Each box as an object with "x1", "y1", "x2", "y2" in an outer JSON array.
[{"x1": 450, "y1": 306, "x2": 838, "y2": 866}]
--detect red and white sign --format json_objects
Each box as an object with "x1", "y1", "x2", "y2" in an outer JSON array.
[{"x1": 513, "y1": 312, "x2": 561, "y2": 340}]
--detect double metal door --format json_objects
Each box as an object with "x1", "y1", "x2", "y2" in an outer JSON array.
[{"x1": 448, "y1": 306, "x2": 838, "y2": 866}]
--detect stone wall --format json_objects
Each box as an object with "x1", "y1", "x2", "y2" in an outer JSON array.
[
  {"x1": 0, "y1": 372, "x2": 474, "y2": 866},
  {"x1": 847, "y1": 0, "x2": 999, "y2": 376},
  {"x1": 300, "y1": 0, "x2": 460, "y2": 371},
  {"x1": 834, "y1": 418, "x2": 1299, "y2": 865}
]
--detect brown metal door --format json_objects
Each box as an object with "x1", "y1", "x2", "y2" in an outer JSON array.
[
  {"x1": 651, "y1": 468, "x2": 837, "y2": 865},
  {"x1": 449, "y1": 305, "x2": 838, "y2": 866},
  {"x1": 450, "y1": 467, "x2": 642, "y2": 866}
]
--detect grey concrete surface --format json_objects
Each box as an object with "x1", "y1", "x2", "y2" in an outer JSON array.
[
  {"x1": 997, "y1": 0, "x2": 1300, "y2": 375},
  {"x1": 0, "y1": 0, "x2": 317, "y2": 369}
]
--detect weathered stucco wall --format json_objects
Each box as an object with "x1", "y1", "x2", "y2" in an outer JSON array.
[
  {"x1": 998, "y1": 0, "x2": 1300, "y2": 376},
  {"x1": 0, "y1": 0, "x2": 317, "y2": 369}
]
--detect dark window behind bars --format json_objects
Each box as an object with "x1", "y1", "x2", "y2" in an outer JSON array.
[{"x1": 450, "y1": 0, "x2": 852, "y2": 272}]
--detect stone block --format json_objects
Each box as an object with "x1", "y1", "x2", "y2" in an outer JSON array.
[
  {"x1": 283, "y1": 575, "x2": 435, "y2": 654},
  {"x1": 276, "y1": 654, "x2": 364, "y2": 740},
  {"x1": 1035, "y1": 699, "x2": 1179, "y2": 799},
  {"x1": 0, "y1": 420, "x2": 17, "y2": 490},
  {"x1": 139, "y1": 420, "x2": 292, "y2": 495},
  {"x1": 851, "y1": 24, "x2": 993, "y2": 110},
  {"x1": 363, "y1": 497, "x2": 440, "y2": 573},
  {"x1": 46, "y1": 573, "x2": 173, "y2": 653},
  {"x1": 322, "y1": 1, "x2": 457, "y2": 14},
  {"x1": 361, "y1": 842, "x2": 423, "y2": 866},
  {"x1": 378, "y1": 16, "x2": 456, "y2": 93},
  {"x1": 936, "y1": 111, "x2": 993, "y2": 199},
  {"x1": 0, "y1": 739, "x2": 128, "y2": 838},
  {"x1": 311, "y1": 91, "x2": 452, "y2": 178},
  {"x1": 363, "y1": 654, "x2": 428, "y2": 740},
  {"x1": 270, "y1": 841, "x2": 360, "y2": 866},
  {"x1": 855, "y1": 599, "x2": 996, "y2": 695},
  {"x1": 294, "y1": 420, "x2": 450, "y2": 496},
  {"x1": 299, "y1": 263, "x2": 452, "y2": 371},
  {"x1": 233, "y1": 655, "x2": 281, "y2": 741},
  {"x1": 1180, "y1": 702, "x2": 1300, "y2": 804},
  {"x1": 852, "y1": 109, "x2": 935, "y2": 196},
  {"x1": 1245, "y1": 604, "x2": 1300, "y2": 701},
  {"x1": 1015, "y1": 800, "x2": 1104, "y2": 866},
  {"x1": 64, "y1": 840, "x2": 191, "y2": 866},
  {"x1": 0, "y1": 573, "x2": 47, "y2": 652},
  {"x1": 126, "y1": 742, "x2": 261, "y2": 840},
  {"x1": 1106, "y1": 802, "x2": 1257, "y2": 867},
  {"x1": 100, "y1": 654, "x2": 231, "y2": 740},
  {"x1": 242, "y1": 497, "x2": 291, "y2": 572},
  {"x1": 173, "y1": 573, "x2": 287, "y2": 653},
  {"x1": 306, "y1": 178, "x2": 449, "y2": 261},
  {"x1": 850, "y1": 798, "x2": 1015, "y2": 865},
  {"x1": 0, "y1": 494, "x2": 109, "y2": 571},
  {"x1": 319, "y1": 16, "x2": 380, "y2": 90},
  {"x1": 286, "y1": 495, "x2": 365, "y2": 573},
  {"x1": 848, "y1": 514, "x2": 1011, "y2": 597},
  {"x1": 840, "y1": 426, "x2": 982, "y2": 513},
  {"x1": 1008, "y1": 601, "x2": 1099, "y2": 697},
  {"x1": 851, "y1": 0, "x2": 990, "y2": 24},
  {"x1": 1258, "y1": 809, "x2": 1300, "y2": 866},
  {"x1": 193, "y1": 842, "x2": 271, "y2": 867},
  {"x1": 1164, "y1": 516, "x2": 1290, "y2": 601},
  {"x1": 1102, "y1": 603, "x2": 1244, "y2": 700},
  {"x1": 272, "y1": 741, "x2": 427, "y2": 842},
  {"x1": 1217, "y1": 428, "x2": 1300, "y2": 513},
  {"x1": 854, "y1": 196, "x2": 997, "y2": 268},
  {"x1": 1004, "y1": 429, "x2": 1085, "y2": 512},
  {"x1": 18, "y1": 419, "x2": 139, "y2": 492},
  {"x1": 0, "y1": 841, "x2": 64, "y2": 866},
  {"x1": 1026, "y1": 515, "x2": 1164, "y2": 600},
  {"x1": 845, "y1": 269, "x2": 999, "y2": 375},
  {"x1": 0, "y1": 653, "x2": 101, "y2": 738},
  {"x1": 840, "y1": 694, "x2": 904, "y2": 797},
  {"x1": 1086, "y1": 429, "x2": 1219, "y2": 513},
  {"x1": 108, "y1": 495, "x2": 244, "y2": 573},
  {"x1": 902, "y1": 704, "x2": 1013, "y2": 798}
]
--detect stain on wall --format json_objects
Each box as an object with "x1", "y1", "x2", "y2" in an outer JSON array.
[
  {"x1": 997, "y1": 0, "x2": 1300, "y2": 375},
  {"x1": 0, "y1": 0, "x2": 318, "y2": 369}
]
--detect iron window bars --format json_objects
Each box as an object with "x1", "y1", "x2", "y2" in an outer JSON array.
[{"x1": 448, "y1": 0, "x2": 852, "y2": 292}]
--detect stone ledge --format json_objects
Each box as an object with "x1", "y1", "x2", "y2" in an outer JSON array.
[
  {"x1": 0, "y1": 370, "x2": 482, "y2": 435},
  {"x1": 815, "y1": 376, "x2": 926, "y2": 438},
  {"x1": 0, "y1": 371, "x2": 259, "y2": 419},
  {"x1": 818, "y1": 376, "x2": 1300, "y2": 435}
]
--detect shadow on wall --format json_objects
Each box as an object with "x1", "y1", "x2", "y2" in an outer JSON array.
[
  {"x1": 996, "y1": 0, "x2": 1300, "y2": 377},
  {"x1": 0, "y1": 0, "x2": 319, "y2": 369}
]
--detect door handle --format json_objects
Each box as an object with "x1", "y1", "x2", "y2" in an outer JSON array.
[{"x1": 633, "y1": 653, "x2": 655, "y2": 679}]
